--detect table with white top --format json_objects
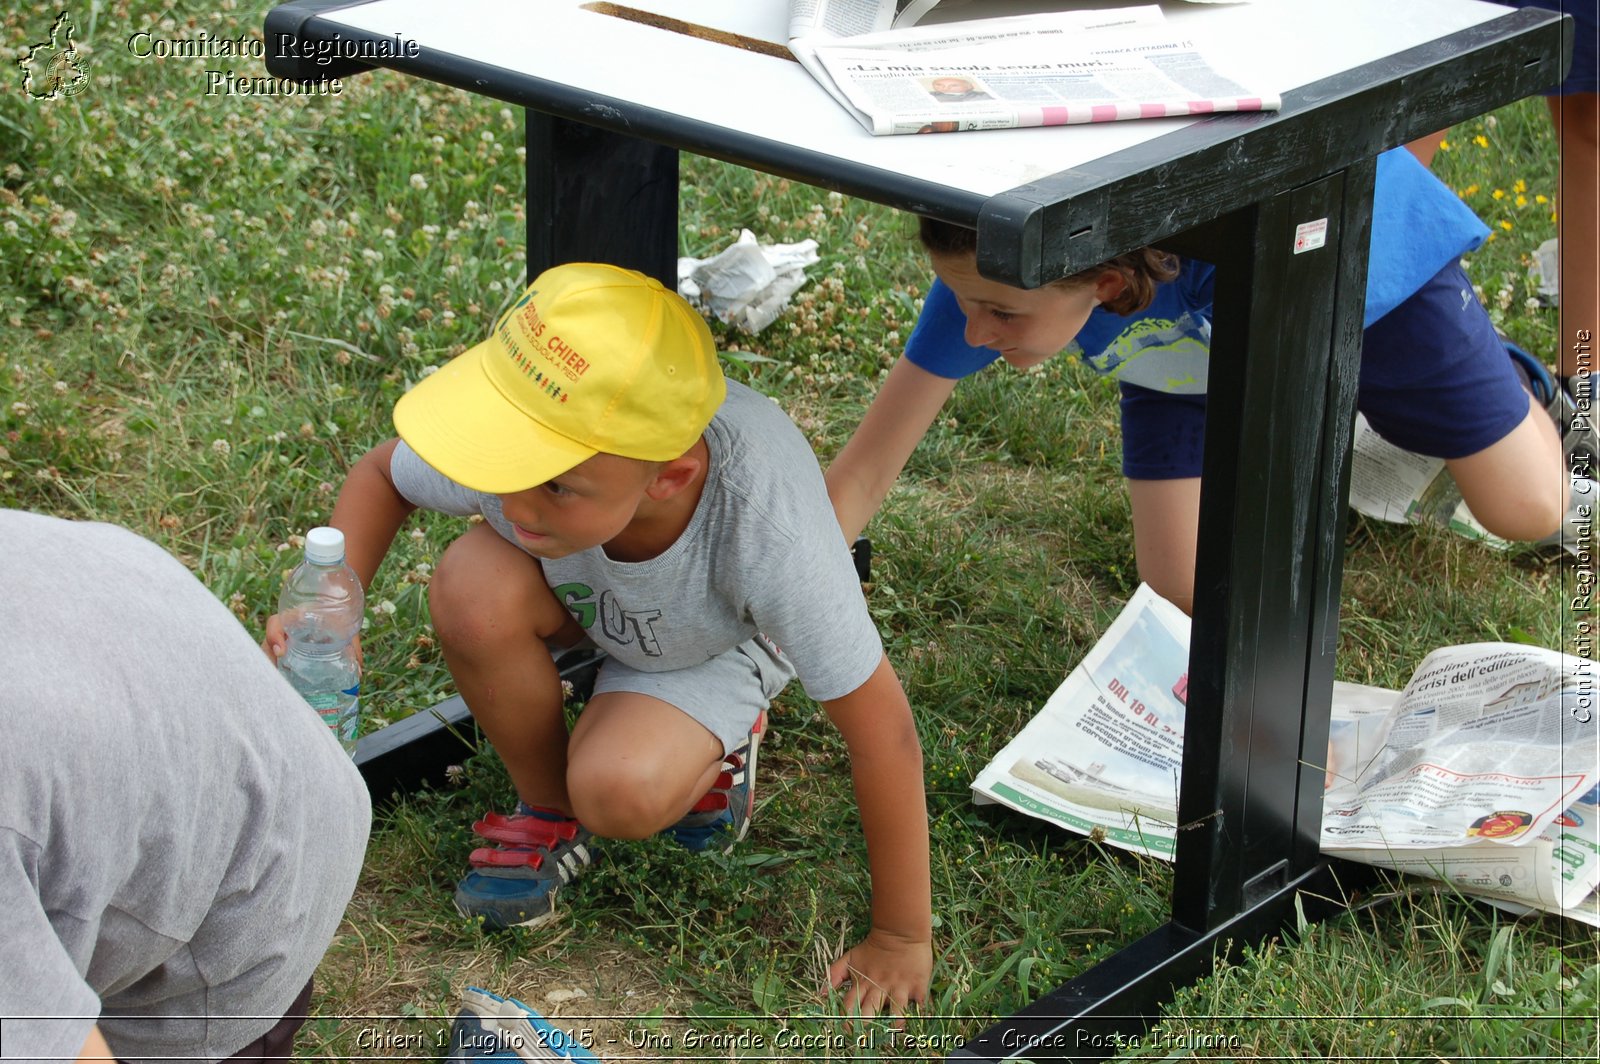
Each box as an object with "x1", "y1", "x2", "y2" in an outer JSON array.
[{"x1": 265, "y1": 1, "x2": 1569, "y2": 1058}]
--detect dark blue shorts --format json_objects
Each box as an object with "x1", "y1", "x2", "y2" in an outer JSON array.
[
  {"x1": 1119, "y1": 262, "x2": 1532, "y2": 480},
  {"x1": 1503, "y1": 0, "x2": 1599, "y2": 94}
]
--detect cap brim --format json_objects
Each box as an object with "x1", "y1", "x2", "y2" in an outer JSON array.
[{"x1": 392, "y1": 341, "x2": 596, "y2": 494}]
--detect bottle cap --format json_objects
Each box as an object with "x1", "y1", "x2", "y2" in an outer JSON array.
[{"x1": 304, "y1": 526, "x2": 346, "y2": 565}]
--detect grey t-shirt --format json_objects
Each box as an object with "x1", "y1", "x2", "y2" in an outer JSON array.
[
  {"x1": 391, "y1": 380, "x2": 884, "y2": 702},
  {"x1": 0, "y1": 511, "x2": 371, "y2": 1063}
]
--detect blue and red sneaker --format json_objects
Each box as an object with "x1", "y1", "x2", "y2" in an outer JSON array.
[
  {"x1": 454, "y1": 804, "x2": 595, "y2": 930},
  {"x1": 666, "y1": 711, "x2": 764, "y2": 854}
]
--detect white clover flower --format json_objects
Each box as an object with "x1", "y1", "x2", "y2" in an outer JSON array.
[
  {"x1": 210, "y1": 439, "x2": 231, "y2": 457},
  {"x1": 409, "y1": 173, "x2": 429, "y2": 190}
]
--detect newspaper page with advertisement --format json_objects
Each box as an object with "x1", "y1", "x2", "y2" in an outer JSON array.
[
  {"x1": 970, "y1": 583, "x2": 1190, "y2": 859},
  {"x1": 972, "y1": 590, "x2": 1600, "y2": 923},
  {"x1": 786, "y1": 2, "x2": 1276, "y2": 135}
]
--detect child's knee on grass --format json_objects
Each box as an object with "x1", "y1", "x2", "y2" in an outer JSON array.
[
  {"x1": 428, "y1": 523, "x2": 576, "y2": 657},
  {"x1": 565, "y1": 693, "x2": 725, "y2": 837}
]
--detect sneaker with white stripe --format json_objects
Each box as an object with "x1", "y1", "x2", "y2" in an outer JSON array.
[
  {"x1": 665, "y1": 711, "x2": 764, "y2": 855},
  {"x1": 453, "y1": 804, "x2": 595, "y2": 930}
]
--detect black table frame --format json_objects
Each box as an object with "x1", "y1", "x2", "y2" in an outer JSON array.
[{"x1": 265, "y1": 4, "x2": 1570, "y2": 1059}]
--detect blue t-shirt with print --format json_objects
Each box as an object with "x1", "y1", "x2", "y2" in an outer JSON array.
[{"x1": 904, "y1": 148, "x2": 1489, "y2": 391}]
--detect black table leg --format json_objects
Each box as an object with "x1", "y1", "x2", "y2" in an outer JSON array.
[
  {"x1": 952, "y1": 158, "x2": 1375, "y2": 1061},
  {"x1": 525, "y1": 112, "x2": 679, "y2": 286}
]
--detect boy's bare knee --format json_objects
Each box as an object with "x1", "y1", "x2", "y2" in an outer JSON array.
[
  {"x1": 428, "y1": 529, "x2": 566, "y2": 651},
  {"x1": 567, "y1": 761, "x2": 682, "y2": 838},
  {"x1": 428, "y1": 558, "x2": 512, "y2": 651}
]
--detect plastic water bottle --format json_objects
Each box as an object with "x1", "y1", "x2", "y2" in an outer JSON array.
[{"x1": 278, "y1": 526, "x2": 363, "y2": 755}]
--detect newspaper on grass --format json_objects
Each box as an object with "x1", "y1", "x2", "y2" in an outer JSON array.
[
  {"x1": 971, "y1": 583, "x2": 1190, "y2": 859},
  {"x1": 786, "y1": 1, "x2": 1277, "y2": 136},
  {"x1": 971, "y1": 585, "x2": 1600, "y2": 924},
  {"x1": 677, "y1": 229, "x2": 820, "y2": 334},
  {"x1": 1348, "y1": 412, "x2": 1511, "y2": 548}
]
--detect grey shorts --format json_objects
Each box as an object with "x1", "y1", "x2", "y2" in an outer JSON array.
[{"x1": 590, "y1": 635, "x2": 795, "y2": 755}]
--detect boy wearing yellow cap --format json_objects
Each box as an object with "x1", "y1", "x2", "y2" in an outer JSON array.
[{"x1": 274, "y1": 263, "x2": 931, "y2": 1015}]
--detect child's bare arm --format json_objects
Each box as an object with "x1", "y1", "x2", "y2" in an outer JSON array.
[
  {"x1": 263, "y1": 438, "x2": 415, "y2": 661},
  {"x1": 826, "y1": 358, "x2": 957, "y2": 542},
  {"x1": 818, "y1": 654, "x2": 933, "y2": 1016},
  {"x1": 327, "y1": 438, "x2": 416, "y2": 587}
]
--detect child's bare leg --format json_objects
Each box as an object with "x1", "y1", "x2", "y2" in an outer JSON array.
[
  {"x1": 566, "y1": 694, "x2": 725, "y2": 838},
  {"x1": 429, "y1": 522, "x2": 585, "y2": 812},
  {"x1": 1444, "y1": 395, "x2": 1565, "y2": 540},
  {"x1": 1127, "y1": 476, "x2": 1202, "y2": 615}
]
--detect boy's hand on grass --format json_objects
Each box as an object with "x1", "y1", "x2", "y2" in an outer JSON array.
[{"x1": 827, "y1": 927, "x2": 932, "y2": 1020}]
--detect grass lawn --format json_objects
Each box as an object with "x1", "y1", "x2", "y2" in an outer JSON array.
[{"x1": 3, "y1": 2, "x2": 1596, "y2": 1059}]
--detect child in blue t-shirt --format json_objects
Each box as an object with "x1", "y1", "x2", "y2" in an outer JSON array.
[{"x1": 828, "y1": 148, "x2": 1573, "y2": 613}]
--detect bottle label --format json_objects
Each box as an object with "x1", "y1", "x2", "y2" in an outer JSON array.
[{"x1": 304, "y1": 684, "x2": 360, "y2": 742}]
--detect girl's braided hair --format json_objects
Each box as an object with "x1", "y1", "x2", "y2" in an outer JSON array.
[{"x1": 918, "y1": 216, "x2": 1179, "y2": 316}]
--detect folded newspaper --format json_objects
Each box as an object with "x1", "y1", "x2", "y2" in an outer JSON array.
[
  {"x1": 971, "y1": 585, "x2": 1600, "y2": 924},
  {"x1": 787, "y1": 1, "x2": 1278, "y2": 136},
  {"x1": 1350, "y1": 411, "x2": 1592, "y2": 558}
]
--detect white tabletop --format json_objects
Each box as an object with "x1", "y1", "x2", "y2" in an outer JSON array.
[{"x1": 312, "y1": 0, "x2": 1512, "y2": 198}]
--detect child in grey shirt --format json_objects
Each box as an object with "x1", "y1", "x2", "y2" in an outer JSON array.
[{"x1": 265, "y1": 263, "x2": 931, "y2": 1018}]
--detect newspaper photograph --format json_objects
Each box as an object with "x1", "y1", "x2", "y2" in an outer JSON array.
[
  {"x1": 786, "y1": 2, "x2": 1278, "y2": 135},
  {"x1": 972, "y1": 588, "x2": 1600, "y2": 924}
]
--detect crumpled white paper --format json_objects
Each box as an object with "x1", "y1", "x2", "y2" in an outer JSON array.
[
  {"x1": 1527, "y1": 236, "x2": 1559, "y2": 307},
  {"x1": 678, "y1": 229, "x2": 820, "y2": 334}
]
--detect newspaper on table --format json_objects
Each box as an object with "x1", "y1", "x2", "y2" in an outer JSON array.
[
  {"x1": 971, "y1": 585, "x2": 1600, "y2": 924},
  {"x1": 786, "y1": 2, "x2": 1278, "y2": 136}
]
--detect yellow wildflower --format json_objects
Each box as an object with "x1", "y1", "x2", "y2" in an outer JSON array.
[
  {"x1": 1513, "y1": 179, "x2": 1527, "y2": 193},
  {"x1": 1474, "y1": 134, "x2": 1490, "y2": 148},
  {"x1": 1492, "y1": 188, "x2": 1506, "y2": 200},
  {"x1": 1516, "y1": 194, "x2": 1528, "y2": 207},
  {"x1": 1536, "y1": 194, "x2": 1549, "y2": 204},
  {"x1": 1463, "y1": 183, "x2": 1480, "y2": 197},
  {"x1": 1499, "y1": 220, "x2": 1514, "y2": 230},
  {"x1": 1439, "y1": 138, "x2": 1451, "y2": 151}
]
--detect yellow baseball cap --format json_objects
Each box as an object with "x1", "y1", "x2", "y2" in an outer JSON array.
[{"x1": 393, "y1": 263, "x2": 725, "y2": 494}]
